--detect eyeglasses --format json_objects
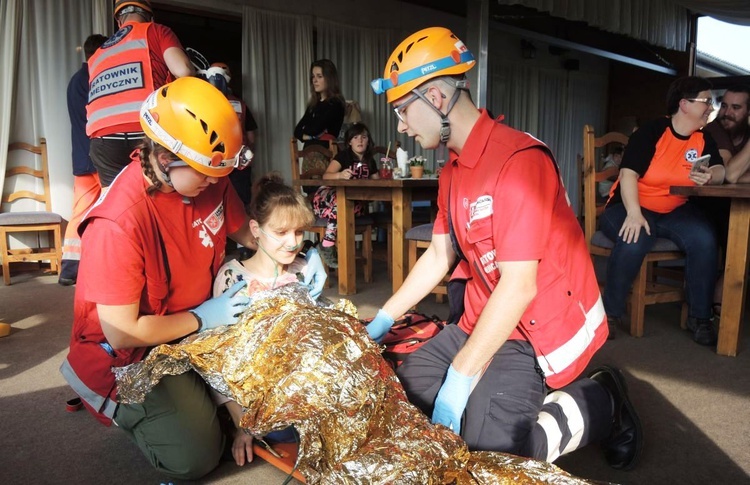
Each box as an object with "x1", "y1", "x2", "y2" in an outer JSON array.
[
  {"x1": 393, "y1": 89, "x2": 428, "y2": 123},
  {"x1": 687, "y1": 98, "x2": 715, "y2": 108}
]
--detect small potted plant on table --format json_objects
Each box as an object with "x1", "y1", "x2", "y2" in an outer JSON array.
[{"x1": 409, "y1": 156, "x2": 426, "y2": 179}]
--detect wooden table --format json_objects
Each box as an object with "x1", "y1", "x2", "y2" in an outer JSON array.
[
  {"x1": 294, "y1": 178, "x2": 439, "y2": 295},
  {"x1": 670, "y1": 184, "x2": 750, "y2": 356}
]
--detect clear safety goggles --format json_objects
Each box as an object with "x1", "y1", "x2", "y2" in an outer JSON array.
[{"x1": 393, "y1": 89, "x2": 428, "y2": 123}]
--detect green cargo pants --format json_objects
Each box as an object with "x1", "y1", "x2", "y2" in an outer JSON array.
[{"x1": 114, "y1": 371, "x2": 225, "y2": 480}]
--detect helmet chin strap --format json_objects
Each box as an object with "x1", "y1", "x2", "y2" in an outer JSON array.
[
  {"x1": 413, "y1": 80, "x2": 466, "y2": 144},
  {"x1": 157, "y1": 163, "x2": 174, "y2": 188},
  {"x1": 157, "y1": 166, "x2": 190, "y2": 204},
  {"x1": 150, "y1": 142, "x2": 192, "y2": 204}
]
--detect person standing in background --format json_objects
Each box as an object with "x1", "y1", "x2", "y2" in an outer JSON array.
[
  {"x1": 205, "y1": 62, "x2": 258, "y2": 207},
  {"x1": 59, "y1": 34, "x2": 108, "y2": 286},
  {"x1": 293, "y1": 59, "x2": 345, "y2": 149},
  {"x1": 86, "y1": 0, "x2": 194, "y2": 189}
]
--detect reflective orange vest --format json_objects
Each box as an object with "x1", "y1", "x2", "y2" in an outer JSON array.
[{"x1": 86, "y1": 22, "x2": 156, "y2": 137}]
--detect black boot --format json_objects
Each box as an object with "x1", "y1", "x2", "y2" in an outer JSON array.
[
  {"x1": 607, "y1": 316, "x2": 620, "y2": 340},
  {"x1": 686, "y1": 317, "x2": 717, "y2": 346},
  {"x1": 589, "y1": 365, "x2": 643, "y2": 470}
]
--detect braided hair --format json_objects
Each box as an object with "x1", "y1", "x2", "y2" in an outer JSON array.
[{"x1": 137, "y1": 140, "x2": 171, "y2": 195}]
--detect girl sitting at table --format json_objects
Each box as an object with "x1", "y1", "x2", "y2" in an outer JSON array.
[
  {"x1": 212, "y1": 172, "x2": 315, "y2": 466},
  {"x1": 312, "y1": 122, "x2": 379, "y2": 266}
]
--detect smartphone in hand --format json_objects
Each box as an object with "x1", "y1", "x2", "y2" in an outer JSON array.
[{"x1": 691, "y1": 154, "x2": 711, "y2": 173}]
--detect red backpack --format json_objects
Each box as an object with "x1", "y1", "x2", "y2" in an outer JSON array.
[{"x1": 375, "y1": 312, "x2": 446, "y2": 368}]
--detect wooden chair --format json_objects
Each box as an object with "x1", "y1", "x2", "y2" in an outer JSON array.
[
  {"x1": 290, "y1": 138, "x2": 373, "y2": 284},
  {"x1": 582, "y1": 125, "x2": 687, "y2": 337},
  {"x1": 575, "y1": 153, "x2": 584, "y2": 222},
  {"x1": 1, "y1": 139, "x2": 63, "y2": 285},
  {"x1": 405, "y1": 223, "x2": 447, "y2": 303},
  {"x1": 290, "y1": 138, "x2": 338, "y2": 183}
]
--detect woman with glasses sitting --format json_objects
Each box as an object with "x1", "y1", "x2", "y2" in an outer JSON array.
[{"x1": 599, "y1": 76, "x2": 725, "y2": 346}]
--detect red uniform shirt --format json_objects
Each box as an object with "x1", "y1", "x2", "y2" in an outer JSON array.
[
  {"x1": 433, "y1": 111, "x2": 606, "y2": 388},
  {"x1": 80, "y1": 168, "x2": 245, "y2": 311},
  {"x1": 62, "y1": 162, "x2": 246, "y2": 424}
]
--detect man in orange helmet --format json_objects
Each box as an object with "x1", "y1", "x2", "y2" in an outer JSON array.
[
  {"x1": 367, "y1": 27, "x2": 642, "y2": 471},
  {"x1": 86, "y1": 0, "x2": 195, "y2": 188}
]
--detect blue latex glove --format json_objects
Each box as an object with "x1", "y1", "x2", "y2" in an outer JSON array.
[
  {"x1": 191, "y1": 280, "x2": 250, "y2": 332},
  {"x1": 432, "y1": 365, "x2": 473, "y2": 435},
  {"x1": 303, "y1": 247, "x2": 327, "y2": 299},
  {"x1": 366, "y1": 309, "x2": 394, "y2": 343}
]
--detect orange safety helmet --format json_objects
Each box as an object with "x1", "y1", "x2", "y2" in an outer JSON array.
[
  {"x1": 139, "y1": 77, "x2": 245, "y2": 178},
  {"x1": 371, "y1": 27, "x2": 475, "y2": 103},
  {"x1": 114, "y1": 0, "x2": 153, "y2": 18}
]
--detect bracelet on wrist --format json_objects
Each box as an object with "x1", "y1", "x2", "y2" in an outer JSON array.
[{"x1": 189, "y1": 310, "x2": 203, "y2": 333}]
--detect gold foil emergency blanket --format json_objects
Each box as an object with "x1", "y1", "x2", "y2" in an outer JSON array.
[{"x1": 115, "y1": 285, "x2": 592, "y2": 484}]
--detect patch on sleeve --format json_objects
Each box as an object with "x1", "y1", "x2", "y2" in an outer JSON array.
[{"x1": 203, "y1": 203, "x2": 225, "y2": 235}]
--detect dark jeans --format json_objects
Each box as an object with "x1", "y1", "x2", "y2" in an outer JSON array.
[
  {"x1": 599, "y1": 201, "x2": 718, "y2": 320},
  {"x1": 692, "y1": 196, "x2": 730, "y2": 257}
]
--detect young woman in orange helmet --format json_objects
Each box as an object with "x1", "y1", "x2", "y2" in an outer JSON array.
[{"x1": 61, "y1": 77, "x2": 327, "y2": 480}]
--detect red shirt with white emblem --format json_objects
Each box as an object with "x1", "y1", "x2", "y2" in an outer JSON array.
[
  {"x1": 62, "y1": 162, "x2": 247, "y2": 424},
  {"x1": 433, "y1": 111, "x2": 606, "y2": 388},
  {"x1": 80, "y1": 162, "x2": 246, "y2": 313}
]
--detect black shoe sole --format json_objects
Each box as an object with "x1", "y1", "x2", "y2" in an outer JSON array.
[{"x1": 589, "y1": 365, "x2": 643, "y2": 471}]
